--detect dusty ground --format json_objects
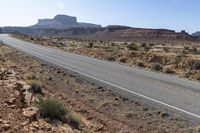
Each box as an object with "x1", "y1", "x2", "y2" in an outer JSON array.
[
  {"x1": 0, "y1": 48, "x2": 87, "y2": 132},
  {"x1": 0, "y1": 41, "x2": 198, "y2": 132},
  {"x1": 13, "y1": 34, "x2": 200, "y2": 82}
]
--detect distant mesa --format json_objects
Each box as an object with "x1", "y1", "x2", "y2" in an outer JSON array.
[
  {"x1": 192, "y1": 31, "x2": 200, "y2": 37},
  {"x1": 0, "y1": 14, "x2": 199, "y2": 42},
  {"x1": 31, "y1": 15, "x2": 102, "y2": 29}
]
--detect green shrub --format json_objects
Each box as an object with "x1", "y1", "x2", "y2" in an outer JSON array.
[
  {"x1": 191, "y1": 47, "x2": 199, "y2": 54},
  {"x1": 127, "y1": 43, "x2": 140, "y2": 51},
  {"x1": 151, "y1": 63, "x2": 162, "y2": 71},
  {"x1": 195, "y1": 73, "x2": 200, "y2": 81},
  {"x1": 137, "y1": 61, "x2": 144, "y2": 67},
  {"x1": 106, "y1": 56, "x2": 116, "y2": 61},
  {"x1": 38, "y1": 98, "x2": 68, "y2": 119},
  {"x1": 67, "y1": 113, "x2": 81, "y2": 128},
  {"x1": 194, "y1": 62, "x2": 200, "y2": 70},
  {"x1": 119, "y1": 58, "x2": 127, "y2": 63},
  {"x1": 183, "y1": 71, "x2": 192, "y2": 78},
  {"x1": 176, "y1": 52, "x2": 185, "y2": 58},
  {"x1": 26, "y1": 80, "x2": 42, "y2": 94},
  {"x1": 196, "y1": 124, "x2": 200, "y2": 132},
  {"x1": 140, "y1": 43, "x2": 147, "y2": 47},
  {"x1": 149, "y1": 43, "x2": 155, "y2": 46},
  {"x1": 87, "y1": 42, "x2": 94, "y2": 48},
  {"x1": 163, "y1": 66, "x2": 174, "y2": 74},
  {"x1": 144, "y1": 46, "x2": 151, "y2": 52}
]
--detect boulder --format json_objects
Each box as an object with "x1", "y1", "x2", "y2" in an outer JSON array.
[{"x1": 23, "y1": 107, "x2": 40, "y2": 122}]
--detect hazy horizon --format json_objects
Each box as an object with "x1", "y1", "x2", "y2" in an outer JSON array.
[{"x1": 0, "y1": 0, "x2": 199, "y2": 33}]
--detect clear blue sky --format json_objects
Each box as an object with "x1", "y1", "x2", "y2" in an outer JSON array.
[{"x1": 0, "y1": 0, "x2": 199, "y2": 33}]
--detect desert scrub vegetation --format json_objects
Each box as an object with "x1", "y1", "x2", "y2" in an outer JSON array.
[
  {"x1": 182, "y1": 71, "x2": 193, "y2": 78},
  {"x1": 176, "y1": 52, "x2": 186, "y2": 58},
  {"x1": 87, "y1": 42, "x2": 94, "y2": 48},
  {"x1": 150, "y1": 62, "x2": 162, "y2": 71},
  {"x1": 194, "y1": 62, "x2": 200, "y2": 70},
  {"x1": 195, "y1": 73, "x2": 200, "y2": 81},
  {"x1": 127, "y1": 43, "x2": 140, "y2": 51},
  {"x1": 38, "y1": 98, "x2": 68, "y2": 119},
  {"x1": 26, "y1": 79, "x2": 43, "y2": 94},
  {"x1": 163, "y1": 66, "x2": 174, "y2": 74},
  {"x1": 38, "y1": 98, "x2": 81, "y2": 127},
  {"x1": 136, "y1": 61, "x2": 145, "y2": 67}
]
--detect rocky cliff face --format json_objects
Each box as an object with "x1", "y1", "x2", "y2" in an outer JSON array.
[
  {"x1": 31, "y1": 15, "x2": 101, "y2": 29},
  {"x1": 90, "y1": 26, "x2": 196, "y2": 41}
]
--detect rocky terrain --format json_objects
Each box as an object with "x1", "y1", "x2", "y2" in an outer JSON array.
[
  {"x1": 0, "y1": 47, "x2": 86, "y2": 132},
  {"x1": 13, "y1": 33, "x2": 200, "y2": 82},
  {"x1": 1, "y1": 38, "x2": 199, "y2": 132}
]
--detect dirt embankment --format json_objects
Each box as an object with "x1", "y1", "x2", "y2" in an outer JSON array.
[{"x1": 0, "y1": 40, "x2": 198, "y2": 132}]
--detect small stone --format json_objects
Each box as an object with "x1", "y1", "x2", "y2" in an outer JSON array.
[
  {"x1": 146, "y1": 112, "x2": 152, "y2": 116},
  {"x1": 61, "y1": 125, "x2": 74, "y2": 133},
  {"x1": 120, "y1": 130, "x2": 131, "y2": 133},
  {"x1": 95, "y1": 124, "x2": 104, "y2": 131},
  {"x1": 135, "y1": 101, "x2": 140, "y2": 106},
  {"x1": 125, "y1": 112, "x2": 135, "y2": 118},
  {"x1": 21, "y1": 121, "x2": 29, "y2": 126},
  {"x1": 2, "y1": 120, "x2": 9, "y2": 124},
  {"x1": 160, "y1": 112, "x2": 169, "y2": 117},
  {"x1": 44, "y1": 117, "x2": 51, "y2": 123},
  {"x1": 8, "y1": 105, "x2": 17, "y2": 109},
  {"x1": 114, "y1": 97, "x2": 119, "y2": 101},
  {"x1": 52, "y1": 119, "x2": 62, "y2": 126},
  {"x1": 79, "y1": 108, "x2": 87, "y2": 113},
  {"x1": 23, "y1": 107, "x2": 40, "y2": 121},
  {"x1": 113, "y1": 103, "x2": 118, "y2": 106},
  {"x1": 5, "y1": 98, "x2": 16, "y2": 105},
  {"x1": 2, "y1": 124, "x2": 10, "y2": 130},
  {"x1": 32, "y1": 122, "x2": 40, "y2": 129},
  {"x1": 142, "y1": 106, "x2": 148, "y2": 111},
  {"x1": 87, "y1": 116, "x2": 94, "y2": 120}
]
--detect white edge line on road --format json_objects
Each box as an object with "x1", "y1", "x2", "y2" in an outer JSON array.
[
  {"x1": 3, "y1": 37, "x2": 200, "y2": 119},
  {"x1": 40, "y1": 56, "x2": 200, "y2": 119}
]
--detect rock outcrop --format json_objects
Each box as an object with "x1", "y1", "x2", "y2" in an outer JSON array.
[
  {"x1": 31, "y1": 15, "x2": 101, "y2": 29},
  {"x1": 90, "y1": 26, "x2": 196, "y2": 41}
]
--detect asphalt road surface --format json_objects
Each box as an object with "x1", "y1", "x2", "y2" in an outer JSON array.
[{"x1": 1, "y1": 34, "x2": 200, "y2": 121}]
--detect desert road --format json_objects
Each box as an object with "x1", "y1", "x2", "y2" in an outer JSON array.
[{"x1": 1, "y1": 34, "x2": 200, "y2": 121}]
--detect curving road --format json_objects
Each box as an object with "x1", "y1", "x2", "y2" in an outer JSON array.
[{"x1": 1, "y1": 34, "x2": 200, "y2": 121}]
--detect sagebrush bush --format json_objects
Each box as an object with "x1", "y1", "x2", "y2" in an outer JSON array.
[
  {"x1": 137, "y1": 61, "x2": 144, "y2": 67},
  {"x1": 87, "y1": 42, "x2": 94, "y2": 48},
  {"x1": 183, "y1": 71, "x2": 192, "y2": 78},
  {"x1": 195, "y1": 73, "x2": 200, "y2": 81},
  {"x1": 26, "y1": 79, "x2": 42, "y2": 94},
  {"x1": 151, "y1": 63, "x2": 162, "y2": 71},
  {"x1": 194, "y1": 62, "x2": 200, "y2": 70},
  {"x1": 140, "y1": 43, "x2": 147, "y2": 47},
  {"x1": 127, "y1": 43, "x2": 140, "y2": 51},
  {"x1": 176, "y1": 52, "x2": 185, "y2": 58},
  {"x1": 67, "y1": 113, "x2": 81, "y2": 128},
  {"x1": 163, "y1": 66, "x2": 174, "y2": 74},
  {"x1": 38, "y1": 98, "x2": 68, "y2": 119}
]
